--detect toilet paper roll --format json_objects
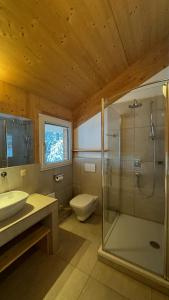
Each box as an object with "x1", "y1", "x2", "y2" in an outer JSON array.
[{"x1": 53, "y1": 174, "x2": 64, "y2": 182}]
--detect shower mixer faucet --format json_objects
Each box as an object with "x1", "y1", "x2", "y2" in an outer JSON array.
[
  {"x1": 134, "y1": 159, "x2": 142, "y2": 188},
  {"x1": 134, "y1": 159, "x2": 141, "y2": 168}
]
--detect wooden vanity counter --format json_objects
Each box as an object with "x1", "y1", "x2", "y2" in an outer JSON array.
[{"x1": 0, "y1": 194, "x2": 58, "y2": 272}]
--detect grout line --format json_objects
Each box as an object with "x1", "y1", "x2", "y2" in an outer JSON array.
[
  {"x1": 106, "y1": 0, "x2": 129, "y2": 66},
  {"x1": 89, "y1": 274, "x2": 130, "y2": 300},
  {"x1": 77, "y1": 272, "x2": 91, "y2": 300}
]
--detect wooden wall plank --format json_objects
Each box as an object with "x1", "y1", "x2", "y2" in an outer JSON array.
[
  {"x1": 110, "y1": 0, "x2": 169, "y2": 63},
  {"x1": 0, "y1": 0, "x2": 168, "y2": 110},
  {"x1": 0, "y1": 80, "x2": 72, "y2": 162},
  {"x1": 73, "y1": 39, "x2": 169, "y2": 127}
]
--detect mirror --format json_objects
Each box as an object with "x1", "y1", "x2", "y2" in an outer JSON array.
[{"x1": 0, "y1": 113, "x2": 34, "y2": 168}]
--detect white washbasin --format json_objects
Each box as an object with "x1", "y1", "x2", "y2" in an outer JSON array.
[{"x1": 0, "y1": 191, "x2": 29, "y2": 222}]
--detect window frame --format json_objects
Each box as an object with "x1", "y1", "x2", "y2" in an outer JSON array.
[{"x1": 39, "y1": 113, "x2": 72, "y2": 170}]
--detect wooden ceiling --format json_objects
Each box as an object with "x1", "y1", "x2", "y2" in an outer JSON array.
[{"x1": 0, "y1": 0, "x2": 169, "y2": 110}]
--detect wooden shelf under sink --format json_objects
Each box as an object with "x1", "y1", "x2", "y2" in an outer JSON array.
[{"x1": 0, "y1": 224, "x2": 50, "y2": 273}]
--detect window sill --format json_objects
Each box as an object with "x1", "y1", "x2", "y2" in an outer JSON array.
[{"x1": 40, "y1": 160, "x2": 72, "y2": 171}]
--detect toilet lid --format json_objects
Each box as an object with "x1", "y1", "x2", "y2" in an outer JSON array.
[{"x1": 70, "y1": 194, "x2": 97, "y2": 208}]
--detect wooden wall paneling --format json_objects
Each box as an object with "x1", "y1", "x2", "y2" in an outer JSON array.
[
  {"x1": 73, "y1": 39, "x2": 169, "y2": 127},
  {"x1": 28, "y1": 93, "x2": 72, "y2": 161},
  {"x1": 0, "y1": 1, "x2": 94, "y2": 107},
  {"x1": 0, "y1": 0, "x2": 168, "y2": 111},
  {"x1": 0, "y1": 81, "x2": 27, "y2": 117},
  {"x1": 0, "y1": 0, "x2": 110, "y2": 107},
  {"x1": 0, "y1": 80, "x2": 72, "y2": 162},
  {"x1": 82, "y1": 0, "x2": 128, "y2": 71},
  {"x1": 24, "y1": 0, "x2": 114, "y2": 90},
  {"x1": 109, "y1": 0, "x2": 169, "y2": 63},
  {"x1": 52, "y1": 0, "x2": 128, "y2": 82}
]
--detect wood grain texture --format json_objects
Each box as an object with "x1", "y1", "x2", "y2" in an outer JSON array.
[
  {"x1": 0, "y1": 80, "x2": 72, "y2": 161},
  {"x1": 73, "y1": 39, "x2": 169, "y2": 127},
  {"x1": 0, "y1": 0, "x2": 168, "y2": 110},
  {"x1": 0, "y1": 225, "x2": 50, "y2": 272}
]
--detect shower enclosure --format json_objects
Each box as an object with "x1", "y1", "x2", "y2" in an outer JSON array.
[{"x1": 100, "y1": 80, "x2": 169, "y2": 289}]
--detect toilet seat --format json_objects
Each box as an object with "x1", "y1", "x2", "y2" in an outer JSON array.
[{"x1": 70, "y1": 194, "x2": 97, "y2": 208}]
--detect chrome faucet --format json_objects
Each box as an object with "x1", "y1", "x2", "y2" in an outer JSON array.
[{"x1": 1, "y1": 171, "x2": 7, "y2": 178}]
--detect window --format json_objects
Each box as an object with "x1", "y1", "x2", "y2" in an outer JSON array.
[{"x1": 39, "y1": 114, "x2": 72, "y2": 169}]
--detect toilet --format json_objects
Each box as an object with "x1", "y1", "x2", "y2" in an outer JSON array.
[{"x1": 70, "y1": 194, "x2": 98, "y2": 221}]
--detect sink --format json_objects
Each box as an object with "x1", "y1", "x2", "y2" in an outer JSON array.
[{"x1": 0, "y1": 191, "x2": 29, "y2": 222}]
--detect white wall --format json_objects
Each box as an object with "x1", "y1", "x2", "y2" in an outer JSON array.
[
  {"x1": 74, "y1": 112, "x2": 101, "y2": 149},
  {"x1": 74, "y1": 112, "x2": 102, "y2": 158}
]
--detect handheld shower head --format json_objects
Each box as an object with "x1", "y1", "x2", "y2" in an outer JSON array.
[
  {"x1": 150, "y1": 101, "x2": 155, "y2": 140},
  {"x1": 150, "y1": 122, "x2": 155, "y2": 140}
]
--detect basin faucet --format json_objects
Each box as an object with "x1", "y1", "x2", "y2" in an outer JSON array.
[{"x1": 1, "y1": 171, "x2": 7, "y2": 178}]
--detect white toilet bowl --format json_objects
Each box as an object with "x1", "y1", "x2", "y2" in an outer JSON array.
[{"x1": 70, "y1": 194, "x2": 98, "y2": 221}]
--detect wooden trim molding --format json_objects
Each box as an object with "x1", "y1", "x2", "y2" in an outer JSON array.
[{"x1": 73, "y1": 149, "x2": 108, "y2": 152}]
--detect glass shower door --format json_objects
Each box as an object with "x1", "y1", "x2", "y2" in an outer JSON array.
[
  {"x1": 102, "y1": 81, "x2": 167, "y2": 277},
  {"x1": 102, "y1": 100, "x2": 121, "y2": 243}
]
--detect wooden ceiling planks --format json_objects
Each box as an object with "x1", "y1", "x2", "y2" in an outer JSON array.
[
  {"x1": 109, "y1": 0, "x2": 169, "y2": 63},
  {"x1": 0, "y1": 0, "x2": 168, "y2": 112},
  {"x1": 73, "y1": 39, "x2": 169, "y2": 127}
]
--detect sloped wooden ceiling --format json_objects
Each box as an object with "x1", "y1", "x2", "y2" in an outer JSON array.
[{"x1": 0, "y1": 0, "x2": 169, "y2": 112}]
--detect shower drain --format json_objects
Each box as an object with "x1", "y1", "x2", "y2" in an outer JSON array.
[{"x1": 149, "y1": 241, "x2": 160, "y2": 249}]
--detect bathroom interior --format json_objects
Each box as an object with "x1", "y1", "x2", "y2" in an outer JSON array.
[{"x1": 0, "y1": 1, "x2": 169, "y2": 300}]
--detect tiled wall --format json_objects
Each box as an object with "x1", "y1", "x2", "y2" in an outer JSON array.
[
  {"x1": 0, "y1": 163, "x2": 72, "y2": 208},
  {"x1": 73, "y1": 113, "x2": 102, "y2": 214},
  {"x1": 111, "y1": 95, "x2": 165, "y2": 223},
  {"x1": 74, "y1": 95, "x2": 165, "y2": 222},
  {"x1": 73, "y1": 157, "x2": 102, "y2": 214}
]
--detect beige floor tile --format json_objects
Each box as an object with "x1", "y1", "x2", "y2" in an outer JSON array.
[
  {"x1": 151, "y1": 290, "x2": 169, "y2": 300},
  {"x1": 44, "y1": 264, "x2": 75, "y2": 300},
  {"x1": 91, "y1": 261, "x2": 151, "y2": 300},
  {"x1": 57, "y1": 228, "x2": 86, "y2": 262},
  {"x1": 78, "y1": 277, "x2": 127, "y2": 300},
  {"x1": 60, "y1": 213, "x2": 102, "y2": 245},
  {"x1": 46, "y1": 268, "x2": 88, "y2": 300},
  {"x1": 0, "y1": 249, "x2": 72, "y2": 300},
  {"x1": 58, "y1": 228, "x2": 99, "y2": 275},
  {"x1": 70, "y1": 240, "x2": 98, "y2": 275}
]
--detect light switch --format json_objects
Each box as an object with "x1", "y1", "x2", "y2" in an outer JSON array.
[{"x1": 20, "y1": 169, "x2": 27, "y2": 177}]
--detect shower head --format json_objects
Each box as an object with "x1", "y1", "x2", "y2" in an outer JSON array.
[{"x1": 129, "y1": 99, "x2": 142, "y2": 109}]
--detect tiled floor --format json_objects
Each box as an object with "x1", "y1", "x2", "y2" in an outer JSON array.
[
  {"x1": 105, "y1": 214, "x2": 164, "y2": 275},
  {"x1": 0, "y1": 213, "x2": 168, "y2": 300}
]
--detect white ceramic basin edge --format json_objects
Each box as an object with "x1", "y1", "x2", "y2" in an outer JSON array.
[{"x1": 0, "y1": 191, "x2": 29, "y2": 222}]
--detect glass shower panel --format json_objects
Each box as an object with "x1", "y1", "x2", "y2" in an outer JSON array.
[
  {"x1": 102, "y1": 102, "x2": 121, "y2": 242},
  {"x1": 102, "y1": 82, "x2": 167, "y2": 277},
  {"x1": 166, "y1": 82, "x2": 169, "y2": 281}
]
